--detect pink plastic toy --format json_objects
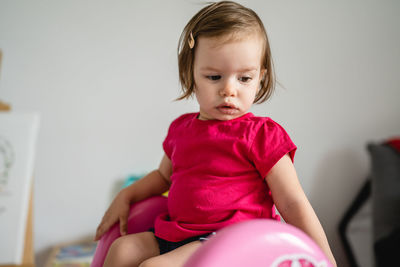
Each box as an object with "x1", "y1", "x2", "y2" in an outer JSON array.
[
  {"x1": 184, "y1": 219, "x2": 332, "y2": 267},
  {"x1": 91, "y1": 197, "x2": 332, "y2": 267}
]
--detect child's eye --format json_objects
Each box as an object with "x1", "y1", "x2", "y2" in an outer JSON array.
[
  {"x1": 206, "y1": 75, "x2": 221, "y2": 81},
  {"x1": 239, "y1": 76, "x2": 252, "y2": 83}
]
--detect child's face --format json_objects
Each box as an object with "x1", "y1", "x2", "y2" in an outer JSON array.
[{"x1": 193, "y1": 34, "x2": 265, "y2": 121}]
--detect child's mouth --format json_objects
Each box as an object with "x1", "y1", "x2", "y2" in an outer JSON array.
[{"x1": 217, "y1": 103, "x2": 238, "y2": 114}]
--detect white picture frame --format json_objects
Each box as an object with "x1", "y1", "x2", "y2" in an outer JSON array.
[{"x1": 0, "y1": 112, "x2": 40, "y2": 264}]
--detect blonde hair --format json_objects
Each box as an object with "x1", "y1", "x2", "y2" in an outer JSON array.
[{"x1": 177, "y1": 1, "x2": 275, "y2": 103}]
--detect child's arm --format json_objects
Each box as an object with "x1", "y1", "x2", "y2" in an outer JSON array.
[
  {"x1": 265, "y1": 154, "x2": 337, "y2": 266},
  {"x1": 94, "y1": 154, "x2": 172, "y2": 241}
]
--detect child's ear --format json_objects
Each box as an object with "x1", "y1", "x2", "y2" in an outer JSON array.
[
  {"x1": 258, "y1": 69, "x2": 267, "y2": 90},
  {"x1": 259, "y1": 68, "x2": 267, "y2": 80}
]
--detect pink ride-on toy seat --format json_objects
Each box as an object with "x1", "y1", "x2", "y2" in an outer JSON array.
[{"x1": 91, "y1": 196, "x2": 332, "y2": 267}]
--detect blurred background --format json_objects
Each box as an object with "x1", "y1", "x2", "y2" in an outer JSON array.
[{"x1": 0, "y1": 0, "x2": 399, "y2": 266}]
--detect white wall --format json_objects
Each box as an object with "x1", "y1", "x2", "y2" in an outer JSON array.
[{"x1": 1, "y1": 1, "x2": 399, "y2": 266}]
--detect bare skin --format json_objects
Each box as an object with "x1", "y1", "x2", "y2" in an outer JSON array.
[
  {"x1": 139, "y1": 240, "x2": 202, "y2": 267},
  {"x1": 103, "y1": 231, "x2": 201, "y2": 267},
  {"x1": 103, "y1": 232, "x2": 159, "y2": 267}
]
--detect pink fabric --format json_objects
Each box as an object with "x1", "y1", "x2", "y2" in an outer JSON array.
[{"x1": 155, "y1": 113, "x2": 297, "y2": 242}]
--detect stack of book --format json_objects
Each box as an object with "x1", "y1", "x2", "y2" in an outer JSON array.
[{"x1": 46, "y1": 240, "x2": 97, "y2": 267}]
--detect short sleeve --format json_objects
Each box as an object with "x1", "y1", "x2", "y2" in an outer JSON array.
[
  {"x1": 162, "y1": 113, "x2": 191, "y2": 160},
  {"x1": 162, "y1": 120, "x2": 175, "y2": 159},
  {"x1": 249, "y1": 118, "x2": 297, "y2": 179}
]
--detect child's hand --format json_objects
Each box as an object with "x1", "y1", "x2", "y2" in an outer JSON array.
[{"x1": 94, "y1": 189, "x2": 131, "y2": 241}]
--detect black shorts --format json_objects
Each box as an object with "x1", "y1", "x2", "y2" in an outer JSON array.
[{"x1": 149, "y1": 228, "x2": 215, "y2": 255}]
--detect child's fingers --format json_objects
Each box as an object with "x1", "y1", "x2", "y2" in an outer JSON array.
[
  {"x1": 94, "y1": 215, "x2": 112, "y2": 241},
  {"x1": 94, "y1": 221, "x2": 108, "y2": 241},
  {"x1": 94, "y1": 225, "x2": 103, "y2": 241},
  {"x1": 119, "y1": 214, "x2": 128, "y2": 236}
]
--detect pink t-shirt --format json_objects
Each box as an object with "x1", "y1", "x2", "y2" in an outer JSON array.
[{"x1": 154, "y1": 112, "x2": 297, "y2": 242}]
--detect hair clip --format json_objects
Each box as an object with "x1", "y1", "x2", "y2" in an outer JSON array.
[{"x1": 188, "y1": 32, "x2": 195, "y2": 49}]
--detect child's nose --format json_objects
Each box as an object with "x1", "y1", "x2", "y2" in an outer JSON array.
[{"x1": 219, "y1": 80, "x2": 237, "y2": 97}]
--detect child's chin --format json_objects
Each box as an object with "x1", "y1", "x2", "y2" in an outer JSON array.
[
  {"x1": 199, "y1": 110, "x2": 243, "y2": 121},
  {"x1": 216, "y1": 113, "x2": 242, "y2": 121}
]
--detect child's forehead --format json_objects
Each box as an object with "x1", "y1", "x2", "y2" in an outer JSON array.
[
  {"x1": 194, "y1": 34, "x2": 264, "y2": 70},
  {"x1": 197, "y1": 32, "x2": 264, "y2": 50}
]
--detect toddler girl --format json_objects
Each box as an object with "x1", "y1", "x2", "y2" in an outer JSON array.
[{"x1": 94, "y1": 1, "x2": 336, "y2": 266}]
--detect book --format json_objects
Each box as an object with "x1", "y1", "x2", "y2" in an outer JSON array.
[{"x1": 47, "y1": 241, "x2": 97, "y2": 267}]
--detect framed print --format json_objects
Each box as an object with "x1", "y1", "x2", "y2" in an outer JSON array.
[{"x1": 0, "y1": 112, "x2": 39, "y2": 264}]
